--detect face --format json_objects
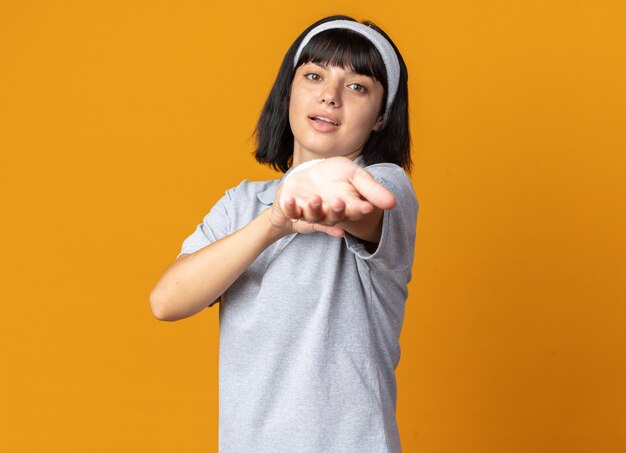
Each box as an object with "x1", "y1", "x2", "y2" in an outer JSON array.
[{"x1": 288, "y1": 62, "x2": 385, "y2": 165}]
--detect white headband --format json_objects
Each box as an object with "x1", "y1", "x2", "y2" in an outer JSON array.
[{"x1": 293, "y1": 20, "x2": 401, "y2": 126}]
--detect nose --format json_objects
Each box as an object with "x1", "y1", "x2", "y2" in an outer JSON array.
[{"x1": 319, "y1": 80, "x2": 341, "y2": 108}]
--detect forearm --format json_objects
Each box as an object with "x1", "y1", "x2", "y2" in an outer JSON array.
[{"x1": 150, "y1": 208, "x2": 286, "y2": 321}]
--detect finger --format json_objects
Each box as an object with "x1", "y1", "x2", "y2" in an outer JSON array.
[
  {"x1": 342, "y1": 199, "x2": 375, "y2": 221},
  {"x1": 283, "y1": 195, "x2": 302, "y2": 219},
  {"x1": 357, "y1": 201, "x2": 375, "y2": 216},
  {"x1": 302, "y1": 195, "x2": 324, "y2": 223},
  {"x1": 323, "y1": 197, "x2": 347, "y2": 224},
  {"x1": 313, "y1": 223, "x2": 345, "y2": 238},
  {"x1": 350, "y1": 168, "x2": 397, "y2": 210}
]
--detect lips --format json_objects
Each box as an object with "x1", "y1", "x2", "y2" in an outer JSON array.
[{"x1": 308, "y1": 112, "x2": 340, "y2": 127}]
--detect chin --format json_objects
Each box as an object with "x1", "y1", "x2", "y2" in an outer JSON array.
[{"x1": 297, "y1": 139, "x2": 339, "y2": 156}]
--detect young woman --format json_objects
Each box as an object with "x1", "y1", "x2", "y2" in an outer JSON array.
[{"x1": 150, "y1": 15, "x2": 418, "y2": 453}]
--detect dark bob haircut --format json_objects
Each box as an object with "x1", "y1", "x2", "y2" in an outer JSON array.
[{"x1": 254, "y1": 15, "x2": 411, "y2": 173}]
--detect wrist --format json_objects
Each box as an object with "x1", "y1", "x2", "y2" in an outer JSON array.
[{"x1": 260, "y1": 207, "x2": 293, "y2": 241}]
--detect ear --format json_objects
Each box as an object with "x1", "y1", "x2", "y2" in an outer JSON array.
[{"x1": 372, "y1": 116, "x2": 384, "y2": 132}]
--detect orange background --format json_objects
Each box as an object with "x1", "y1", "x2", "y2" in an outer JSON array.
[{"x1": 2, "y1": 1, "x2": 625, "y2": 452}]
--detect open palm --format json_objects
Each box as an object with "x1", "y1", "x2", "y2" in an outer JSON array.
[{"x1": 270, "y1": 157, "x2": 396, "y2": 237}]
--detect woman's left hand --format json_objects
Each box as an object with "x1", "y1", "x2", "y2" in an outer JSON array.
[{"x1": 277, "y1": 156, "x2": 396, "y2": 227}]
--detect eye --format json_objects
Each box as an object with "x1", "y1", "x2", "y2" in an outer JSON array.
[
  {"x1": 304, "y1": 73, "x2": 322, "y2": 81},
  {"x1": 348, "y1": 83, "x2": 367, "y2": 93}
]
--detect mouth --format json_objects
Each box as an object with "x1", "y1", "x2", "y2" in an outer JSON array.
[{"x1": 308, "y1": 115, "x2": 340, "y2": 127}]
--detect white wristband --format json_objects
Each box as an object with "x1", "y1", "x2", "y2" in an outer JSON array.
[{"x1": 283, "y1": 158, "x2": 325, "y2": 182}]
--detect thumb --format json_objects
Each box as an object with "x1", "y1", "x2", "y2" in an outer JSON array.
[{"x1": 350, "y1": 168, "x2": 397, "y2": 210}]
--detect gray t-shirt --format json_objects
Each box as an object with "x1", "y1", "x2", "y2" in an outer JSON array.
[{"x1": 178, "y1": 158, "x2": 419, "y2": 453}]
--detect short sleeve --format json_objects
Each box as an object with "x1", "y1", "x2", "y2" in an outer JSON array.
[
  {"x1": 176, "y1": 189, "x2": 233, "y2": 259},
  {"x1": 344, "y1": 164, "x2": 419, "y2": 271}
]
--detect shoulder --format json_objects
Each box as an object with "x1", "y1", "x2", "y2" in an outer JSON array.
[
  {"x1": 224, "y1": 177, "x2": 282, "y2": 206},
  {"x1": 364, "y1": 162, "x2": 410, "y2": 182},
  {"x1": 227, "y1": 177, "x2": 279, "y2": 193}
]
